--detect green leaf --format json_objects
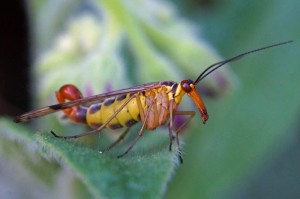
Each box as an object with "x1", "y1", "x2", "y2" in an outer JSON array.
[
  {"x1": 1, "y1": 117, "x2": 178, "y2": 198},
  {"x1": 36, "y1": 131, "x2": 177, "y2": 199}
]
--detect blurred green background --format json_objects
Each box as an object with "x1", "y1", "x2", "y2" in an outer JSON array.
[{"x1": 0, "y1": 0, "x2": 299, "y2": 199}]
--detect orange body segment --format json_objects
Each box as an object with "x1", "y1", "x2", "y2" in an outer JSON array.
[
  {"x1": 187, "y1": 87, "x2": 208, "y2": 123},
  {"x1": 55, "y1": 84, "x2": 87, "y2": 123}
]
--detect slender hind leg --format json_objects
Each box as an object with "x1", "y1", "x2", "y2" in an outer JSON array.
[
  {"x1": 169, "y1": 110, "x2": 195, "y2": 163},
  {"x1": 100, "y1": 128, "x2": 130, "y2": 153},
  {"x1": 117, "y1": 101, "x2": 153, "y2": 158},
  {"x1": 168, "y1": 99, "x2": 175, "y2": 151},
  {"x1": 174, "y1": 111, "x2": 195, "y2": 136}
]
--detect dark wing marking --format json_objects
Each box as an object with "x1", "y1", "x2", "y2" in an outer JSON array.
[{"x1": 14, "y1": 82, "x2": 162, "y2": 123}]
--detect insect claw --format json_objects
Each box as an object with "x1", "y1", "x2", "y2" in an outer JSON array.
[
  {"x1": 169, "y1": 135, "x2": 176, "y2": 151},
  {"x1": 117, "y1": 149, "x2": 130, "y2": 158},
  {"x1": 117, "y1": 154, "x2": 124, "y2": 159},
  {"x1": 178, "y1": 154, "x2": 183, "y2": 164},
  {"x1": 50, "y1": 130, "x2": 60, "y2": 138},
  {"x1": 177, "y1": 147, "x2": 184, "y2": 164},
  {"x1": 50, "y1": 130, "x2": 70, "y2": 139},
  {"x1": 169, "y1": 143, "x2": 172, "y2": 151}
]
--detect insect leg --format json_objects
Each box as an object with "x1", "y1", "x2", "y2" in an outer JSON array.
[
  {"x1": 174, "y1": 111, "x2": 195, "y2": 135},
  {"x1": 100, "y1": 128, "x2": 130, "y2": 153},
  {"x1": 51, "y1": 93, "x2": 137, "y2": 139},
  {"x1": 117, "y1": 99, "x2": 153, "y2": 158},
  {"x1": 101, "y1": 91, "x2": 145, "y2": 152},
  {"x1": 173, "y1": 111, "x2": 195, "y2": 163},
  {"x1": 168, "y1": 99, "x2": 175, "y2": 151}
]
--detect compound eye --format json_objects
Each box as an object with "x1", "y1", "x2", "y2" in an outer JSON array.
[{"x1": 181, "y1": 80, "x2": 193, "y2": 93}]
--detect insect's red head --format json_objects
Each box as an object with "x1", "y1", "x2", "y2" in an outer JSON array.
[{"x1": 181, "y1": 80, "x2": 208, "y2": 124}]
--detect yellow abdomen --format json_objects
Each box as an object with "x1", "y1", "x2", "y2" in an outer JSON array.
[{"x1": 86, "y1": 93, "x2": 146, "y2": 129}]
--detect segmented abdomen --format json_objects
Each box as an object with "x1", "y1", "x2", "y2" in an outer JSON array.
[{"x1": 86, "y1": 93, "x2": 143, "y2": 129}]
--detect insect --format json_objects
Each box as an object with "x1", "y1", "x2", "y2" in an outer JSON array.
[{"x1": 14, "y1": 40, "x2": 292, "y2": 162}]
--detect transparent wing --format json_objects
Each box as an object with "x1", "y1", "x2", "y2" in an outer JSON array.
[{"x1": 14, "y1": 82, "x2": 161, "y2": 123}]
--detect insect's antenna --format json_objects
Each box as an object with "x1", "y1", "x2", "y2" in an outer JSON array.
[{"x1": 194, "y1": 40, "x2": 293, "y2": 85}]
